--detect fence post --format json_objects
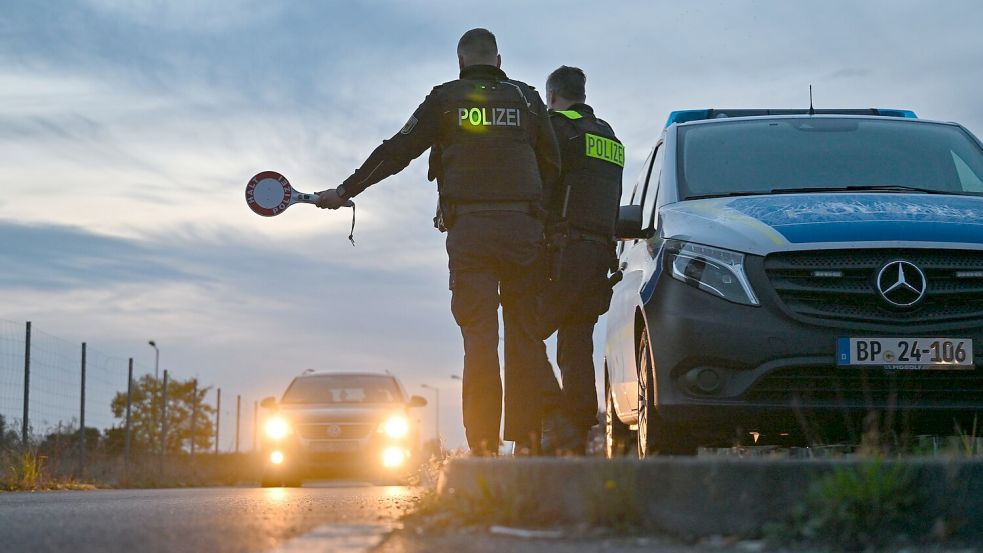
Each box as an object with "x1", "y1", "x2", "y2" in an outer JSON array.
[
  {"x1": 235, "y1": 394, "x2": 241, "y2": 454},
  {"x1": 252, "y1": 400, "x2": 258, "y2": 452},
  {"x1": 22, "y1": 321, "x2": 31, "y2": 446},
  {"x1": 124, "y1": 358, "x2": 133, "y2": 479},
  {"x1": 160, "y1": 370, "x2": 168, "y2": 476},
  {"x1": 190, "y1": 379, "x2": 197, "y2": 459},
  {"x1": 79, "y1": 342, "x2": 86, "y2": 477},
  {"x1": 215, "y1": 388, "x2": 221, "y2": 454}
]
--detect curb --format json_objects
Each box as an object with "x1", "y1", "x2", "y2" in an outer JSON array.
[{"x1": 437, "y1": 457, "x2": 983, "y2": 538}]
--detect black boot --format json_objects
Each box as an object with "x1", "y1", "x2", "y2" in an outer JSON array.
[{"x1": 541, "y1": 411, "x2": 587, "y2": 456}]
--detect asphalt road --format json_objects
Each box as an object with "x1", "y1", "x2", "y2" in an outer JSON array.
[{"x1": 0, "y1": 483, "x2": 420, "y2": 553}]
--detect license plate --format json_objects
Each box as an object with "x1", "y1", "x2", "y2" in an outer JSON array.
[
  {"x1": 837, "y1": 337, "x2": 974, "y2": 368},
  {"x1": 311, "y1": 440, "x2": 359, "y2": 453}
]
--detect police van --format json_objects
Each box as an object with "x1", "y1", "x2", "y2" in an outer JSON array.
[{"x1": 603, "y1": 108, "x2": 983, "y2": 456}]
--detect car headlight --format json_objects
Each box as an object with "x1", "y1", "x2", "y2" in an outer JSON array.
[
  {"x1": 667, "y1": 240, "x2": 759, "y2": 306},
  {"x1": 264, "y1": 416, "x2": 291, "y2": 441},
  {"x1": 379, "y1": 415, "x2": 410, "y2": 439},
  {"x1": 381, "y1": 446, "x2": 407, "y2": 468}
]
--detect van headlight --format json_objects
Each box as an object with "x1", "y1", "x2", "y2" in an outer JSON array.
[
  {"x1": 264, "y1": 416, "x2": 291, "y2": 441},
  {"x1": 379, "y1": 415, "x2": 410, "y2": 439},
  {"x1": 666, "y1": 240, "x2": 759, "y2": 306}
]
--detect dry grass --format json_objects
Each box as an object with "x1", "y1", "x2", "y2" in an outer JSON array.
[
  {"x1": 0, "y1": 446, "x2": 263, "y2": 492},
  {"x1": 1, "y1": 448, "x2": 95, "y2": 491}
]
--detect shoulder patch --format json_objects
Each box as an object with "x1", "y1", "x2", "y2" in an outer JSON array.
[
  {"x1": 555, "y1": 110, "x2": 583, "y2": 120},
  {"x1": 400, "y1": 115, "x2": 419, "y2": 135}
]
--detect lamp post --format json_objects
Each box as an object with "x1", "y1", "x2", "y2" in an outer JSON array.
[
  {"x1": 148, "y1": 340, "x2": 160, "y2": 452},
  {"x1": 420, "y1": 384, "x2": 440, "y2": 446},
  {"x1": 148, "y1": 340, "x2": 159, "y2": 381}
]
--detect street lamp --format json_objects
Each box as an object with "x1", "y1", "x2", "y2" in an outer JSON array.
[
  {"x1": 148, "y1": 340, "x2": 159, "y2": 380},
  {"x1": 420, "y1": 384, "x2": 440, "y2": 446},
  {"x1": 147, "y1": 339, "x2": 161, "y2": 453}
]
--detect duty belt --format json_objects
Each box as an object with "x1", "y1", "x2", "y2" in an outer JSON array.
[{"x1": 453, "y1": 201, "x2": 533, "y2": 216}]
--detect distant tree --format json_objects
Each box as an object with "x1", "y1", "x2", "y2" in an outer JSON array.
[
  {"x1": 39, "y1": 425, "x2": 101, "y2": 455},
  {"x1": 0, "y1": 414, "x2": 19, "y2": 449},
  {"x1": 111, "y1": 375, "x2": 215, "y2": 454},
  {"x1": 102, "y1": 426, "x2": 127, "y2": 454}
]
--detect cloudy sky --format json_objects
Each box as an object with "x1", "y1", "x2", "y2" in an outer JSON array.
[{"x1": 1, "y1": 0, "x2": 981, "y2": 449}]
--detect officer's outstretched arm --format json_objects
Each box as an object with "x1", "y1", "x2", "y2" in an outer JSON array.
[{"x1": 338, "y1": 90, "x2": 441, "y2": 198}]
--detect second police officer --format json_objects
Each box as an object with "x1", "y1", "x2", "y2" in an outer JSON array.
[
  {"x1": 538, "y1": 66, "x2": 624, "y2": 454},
  {"x1": 316, "y1": 29, "x2": 560, "y2": 455}
]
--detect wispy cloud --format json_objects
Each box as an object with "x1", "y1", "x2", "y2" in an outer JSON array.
[{"x1": 0, "y1": 221, "x2": 195, "y2": 289}]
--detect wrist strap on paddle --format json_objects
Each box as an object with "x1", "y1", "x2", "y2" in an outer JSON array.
[{"x1": 347, "y1": 203, "x2": 356, "y2": 247}]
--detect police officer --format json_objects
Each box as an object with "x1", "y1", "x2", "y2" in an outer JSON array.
[
  {"x1": 316, "y1": 29, "x2": 560, "y2": 455},
  {"x1": 538, "y1": 66, "x2": 624, "y2": 454}
]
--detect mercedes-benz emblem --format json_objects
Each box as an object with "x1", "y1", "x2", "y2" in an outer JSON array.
[
  {"x1": 326, "y1": 425, "x2": 342, "y2": 438},
  {"x1": 876, "y1": 260, "x2": 927, "y2": 307}
]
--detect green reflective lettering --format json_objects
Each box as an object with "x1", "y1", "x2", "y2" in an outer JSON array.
[{"x1": 585, "y1": 133, "x2": 624, "y2": 167}]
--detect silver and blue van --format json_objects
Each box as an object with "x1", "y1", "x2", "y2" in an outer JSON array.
[{"x1": 604, "y1": 108, "x2": 983, "y2": 456}]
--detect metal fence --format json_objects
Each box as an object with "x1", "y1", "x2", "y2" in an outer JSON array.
[{"x1": 0, "y1": 319, "x2": 262, "y2": 476}]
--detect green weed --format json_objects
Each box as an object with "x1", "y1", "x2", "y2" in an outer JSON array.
[{"x1": 767, "y1": 458, "x2": 919, "y2": 551}]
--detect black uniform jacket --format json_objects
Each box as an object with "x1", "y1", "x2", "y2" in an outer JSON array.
[
  {"x1": 547, "y1": 102, "x2": 624, "y2": 237},
  {"x1": 339, "y1": 65, "x2": 560, "y2": 205}
]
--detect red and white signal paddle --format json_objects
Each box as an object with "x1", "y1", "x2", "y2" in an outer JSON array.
[
  {"x1": 245, "y1": 170, "x2": 352, "y2": 217},
  {"x1": 246, "y1": 170, "x2": 357, "y2": 245}
]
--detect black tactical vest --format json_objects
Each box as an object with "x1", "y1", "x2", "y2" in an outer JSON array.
[
  {"x1": 431, "y1": 73, "x2": 543, "y2": 203},
  {"x1": 551, "y1": 108, "x2": 624, "y2": 237}
]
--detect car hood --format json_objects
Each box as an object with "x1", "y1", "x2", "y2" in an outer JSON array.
[
  {"x1": 278, "y1": 404, "x2": 400, "y2": 424},
  {"x1": 660, "y1": 193, "x2": 983, "y2": 256}
]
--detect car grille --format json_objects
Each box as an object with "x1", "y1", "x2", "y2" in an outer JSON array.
[
  {"x1": 764, "y1": 249, "x2": 983, "y2": 324},
  {"x1": 297, "y1": 423, "x2": 373, "y2": 440},
  {"x1": 745, "y1": 367, "x2": 983, "y2": 404}
]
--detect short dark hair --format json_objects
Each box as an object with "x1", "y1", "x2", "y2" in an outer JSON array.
[
  {"x1": 546, "y1": 66, "x2": 587, "y2": 102},
  {"x1": 457, "y1": 28, "x2": 498, "y2": 63}
]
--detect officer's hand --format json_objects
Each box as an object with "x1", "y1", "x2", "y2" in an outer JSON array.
[{"x1": 316, "y1": 188, "x2": 346, "y2": 210}]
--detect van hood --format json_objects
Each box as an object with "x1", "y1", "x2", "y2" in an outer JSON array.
[{"x1": 660, "y1": 193, "x2": 983, "y2": 256}]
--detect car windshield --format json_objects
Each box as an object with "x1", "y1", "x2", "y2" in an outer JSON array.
[
  {"x1": 281, "y1": 375, "x2": 402, "y2": 404},
  {"x1": 677, "y1": 118, "x2": 983, "y2": 200}
]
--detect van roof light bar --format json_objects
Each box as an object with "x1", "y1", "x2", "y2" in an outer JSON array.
[{"x1": 665, "y1": 108, "x2": 917, "y2": 128}]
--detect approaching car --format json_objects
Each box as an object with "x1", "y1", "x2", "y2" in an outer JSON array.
[
  {"x1": 604, "y1": 108, "x2": 983, "y2": 456},
  {"x1": 259, "y1": 371, "x2": 427, "y2": 486}
]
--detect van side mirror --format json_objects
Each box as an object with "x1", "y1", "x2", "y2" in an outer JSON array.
[
  {"x1": 615, "y1": 205, "x2": 653, "y2": 240},
  {"x1": 407, "y1": 395, "x2": 428, "y2": 408},
  {"x1": 259, "y1": 396, "x2": 277, "y2": 409}
]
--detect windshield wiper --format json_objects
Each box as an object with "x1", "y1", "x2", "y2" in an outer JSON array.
[
  {"x1": 686, "y1": 191, "x2": 775, "y2": 200},
  {"x1": 686, "y1": 185, "x2": 978, "y2": 201},
  {"x1": 769, "y1": 185, "x2": 954, "y2": 195}
]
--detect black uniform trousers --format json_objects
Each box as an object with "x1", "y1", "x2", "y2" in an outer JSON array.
[
  {"x1": 542, "y1": 239, "x2": 615, "y2": 431},
  {"x1": 446, "y1": 211, "x2": 549, "y2": 452}
]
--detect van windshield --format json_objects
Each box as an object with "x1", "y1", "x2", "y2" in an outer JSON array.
[
  {"x1": 677, "y1": 118, "x2": 983, "y2": 200},
  {"x1": 281, "y1": 375, "x2": 402, "y2": 404}
]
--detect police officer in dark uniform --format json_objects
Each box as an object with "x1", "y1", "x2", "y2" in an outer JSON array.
[
  {"x1": 538, "y1": 66, "x2": 624, "y2": 454},
  {"x1": 316, "y1": 29, "x2": 560, "y2": 455}
]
